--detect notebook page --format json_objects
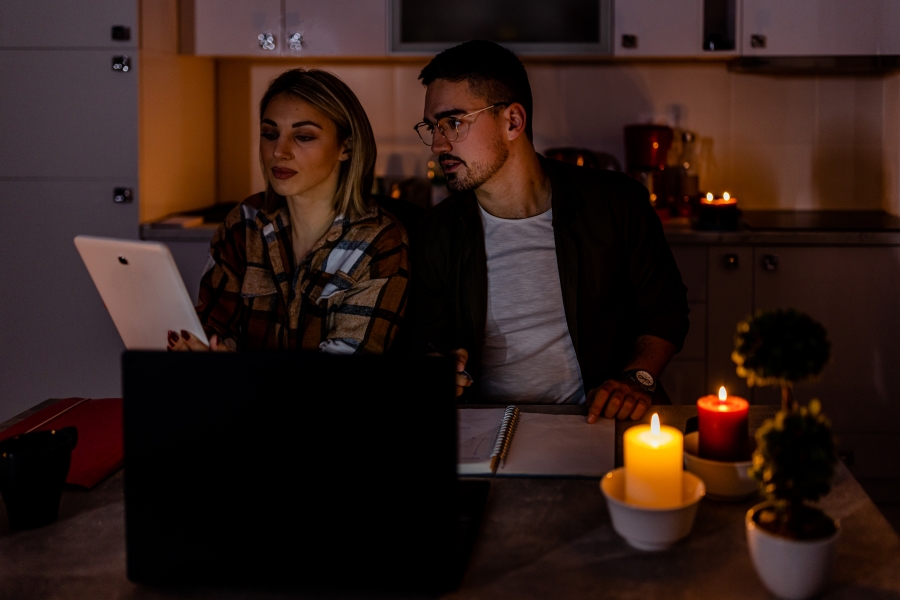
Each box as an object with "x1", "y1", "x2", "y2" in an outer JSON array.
[
  {"x1": 498, "y1": 413, "x2": 615, "y2": 477},
  {"x1": 458, "y1": 408, "x2": 507, "y2": 476}
]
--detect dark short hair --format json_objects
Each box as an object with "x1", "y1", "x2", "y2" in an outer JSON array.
[{"x1": 419, "y1": 40, "x2": 533, "y2": 141}]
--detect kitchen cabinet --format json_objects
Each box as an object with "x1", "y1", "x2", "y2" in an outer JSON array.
[
  {"x1": 0, "y1": 182, "x2": 137, "y2": 412},
  {"x1": 0, "y1": 2, "x2": 140, "y2": 424},
  {"x1": 182, "y1": 0, "x2": 387, "y2": 57},
  {"x1": 667, "y1": 236, "x2": 900, "y2": 479},
  {"x1": 741, "y1": 0, "x2": 890, "y2": 56},
  {"x1": 613, "y1": 0, "x2": 705, "y2": 57},
  {"x1": 0, "y1": 0, "x2": 137, "y2": 49},
  {"x1": 284, "y1": 0, "x2": 386, "y2": 57},
  {"x1": 751, "y1": 246, "x2": 900, "y2": 478},
  {"x1": 0, "y1": 51, "x2": 138, "y2": 179},
  {"x1": 181, "y1": 0, "x2": 281, "y2": 57}
]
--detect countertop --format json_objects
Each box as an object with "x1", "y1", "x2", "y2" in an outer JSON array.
[
  {"x1": 0, "y1": 402, "x2": 897, "y2": 599},
  {"x1": 141, "y1": 209, "x2": 900, "y2": 245}
]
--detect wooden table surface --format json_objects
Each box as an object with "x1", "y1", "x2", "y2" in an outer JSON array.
[{"x1": 0, "y1": 402, "x2": 897, "y2": 600}]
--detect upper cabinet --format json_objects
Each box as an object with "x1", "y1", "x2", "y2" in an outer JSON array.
[
  {"x1": 614, "y1": 0, "x2": 704, "y2": 57},
  {"x1": 181, "y1": 0, "x2": 387, "y2": 57},
  {"x1": 741, "y1": 0, "x2": 897, "y2": 55},
  {"x1": 0, "y1": 0, "x2": 137, "y2": 48},
  {"x1": 285, "y1": 0, "x2": 386, "y2": 57},
  {"x1": 182, "y1": 0, "x2": 282, "y2": 57}
]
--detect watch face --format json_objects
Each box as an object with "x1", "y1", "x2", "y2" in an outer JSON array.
[{"x1": 635, "y1": 370, "x2": 654, "y2": 387}]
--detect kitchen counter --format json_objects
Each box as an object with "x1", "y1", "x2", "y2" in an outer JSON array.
[
  {"x1": 141, "y1": 209, "x2": 900, "y2": 245},
  {"x1": 665, "y1": 210, "x2": 900, "y2": 245}
]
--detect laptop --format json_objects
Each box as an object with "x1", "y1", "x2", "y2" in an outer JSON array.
[
  {"x1": 74, "y1": 235, "x2": 207, "y2": 350},
  {"x1": 122, "y1": 351, "x2": 488, "y2": 592}
]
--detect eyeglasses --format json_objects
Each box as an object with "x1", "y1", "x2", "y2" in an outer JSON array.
[{"x1": 413, "y1": 103, "x2": 509, "y2": 146}]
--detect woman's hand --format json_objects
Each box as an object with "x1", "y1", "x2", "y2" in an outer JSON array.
[{"x1": 167, "y1": 330, "x2": 233, "y2": 352}]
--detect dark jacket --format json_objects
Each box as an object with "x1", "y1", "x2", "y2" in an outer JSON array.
[{"x1": 412, "y1": 157, "x2": 689, "y2": 398}]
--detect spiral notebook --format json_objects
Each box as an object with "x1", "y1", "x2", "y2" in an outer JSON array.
[{"x1": 458, "y1": 407, "x2": 615, "y2": 477}]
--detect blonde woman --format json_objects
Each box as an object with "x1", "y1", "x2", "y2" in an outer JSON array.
[{"x1": 169, "y1": 68, "x2": 409, "y2": 353}]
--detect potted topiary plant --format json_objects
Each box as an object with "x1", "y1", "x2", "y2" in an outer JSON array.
[
  {"x1": 733, "y1": 309, "x2": 840, "y2": 600},
  {"x1": 732, "y1": 308, "x2": 831, "y2": 411}
]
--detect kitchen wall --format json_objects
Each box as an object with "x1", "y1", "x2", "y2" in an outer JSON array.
[{"x1": 215, "y1": 59, "x2": 894, "y2": 213}]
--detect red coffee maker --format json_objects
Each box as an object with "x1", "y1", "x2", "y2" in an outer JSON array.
[{"x1": 623, "y1": 124, "x2": 674, "y2": 210}]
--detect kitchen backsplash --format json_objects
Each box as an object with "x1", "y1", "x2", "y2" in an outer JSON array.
[{"x1": 219, "y1": 60, "x2": 896, "y2": 212}]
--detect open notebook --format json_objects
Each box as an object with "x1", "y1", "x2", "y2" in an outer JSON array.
[{"x1": 458, "y1": 407, "x2": 615, "y2": 477}]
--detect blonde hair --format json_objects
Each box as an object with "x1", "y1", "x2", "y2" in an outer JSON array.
[{"x1": 259, "y1": 69, "x2": 376, "y2": 221}]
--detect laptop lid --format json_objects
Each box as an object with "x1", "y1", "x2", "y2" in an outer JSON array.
[{"x1": 122, "y1": 351, "x2": 460, "y2": 591}]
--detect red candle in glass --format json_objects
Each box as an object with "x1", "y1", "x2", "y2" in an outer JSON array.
[{"x1": 697, "y1": 386, "x2": 750, "y2": 461}]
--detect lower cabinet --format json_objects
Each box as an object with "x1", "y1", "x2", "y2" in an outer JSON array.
[{"x1": 668, "y1": 241, "x2": 900, "y2": 479}]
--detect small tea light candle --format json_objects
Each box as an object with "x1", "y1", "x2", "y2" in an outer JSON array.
[
  {"x1": 697, "y1": 386, "x2": 750, "y2": 461},
  {"x1": 624, "y1": 414, "x2": 683, "y2": 508}
]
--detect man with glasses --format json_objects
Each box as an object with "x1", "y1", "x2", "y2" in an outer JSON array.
[{"x1": 413, "y1": 41, "x2": 689, "y2": 422}]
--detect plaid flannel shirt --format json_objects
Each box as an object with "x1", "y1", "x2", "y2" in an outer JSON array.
[{"x1": 196, "y1": 193, "x2": 409, "y2": 354}]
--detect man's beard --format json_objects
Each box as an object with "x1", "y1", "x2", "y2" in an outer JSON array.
[{"x1": 442, "y1": 136, "x2": 510, "y2": 193}]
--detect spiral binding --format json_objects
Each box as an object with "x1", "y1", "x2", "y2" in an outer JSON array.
[{"x1": 489, "y1": 406, "x2": 520, "y2": 473}]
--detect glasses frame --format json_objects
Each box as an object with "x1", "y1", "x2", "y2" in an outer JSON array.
[{"x1": 413, "y1": 102, "x2": 510, "y2": 146}]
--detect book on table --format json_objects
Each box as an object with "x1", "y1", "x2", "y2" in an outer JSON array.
[{"x1": 458, "y1": 407, "x2": 615, "y2": 477}]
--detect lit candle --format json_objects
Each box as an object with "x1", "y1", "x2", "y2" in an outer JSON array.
[
  {"x1": 624, "y1": 414, "x2": 683, "y2": 508},
  {"x1": 697, "y1": 386, "x2": 750, "y2": 461}
]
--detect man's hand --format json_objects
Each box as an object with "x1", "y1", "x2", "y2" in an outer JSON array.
[
  {"x1": 586, "y1": 379, "x2": 651, "y2": 422},
  {"x1": 167, "y1": 330, "x2": 233, "y2": 352},
  {"x1": 450, "y1": 348, "x2": 473, "y2": 397}
]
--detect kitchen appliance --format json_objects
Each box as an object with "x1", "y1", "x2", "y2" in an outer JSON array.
[{"x1": 624, "y1": 124, "x2": 674, "y2": 209}]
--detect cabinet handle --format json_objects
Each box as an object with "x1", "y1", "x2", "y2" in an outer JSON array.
[
  {"x1": 722, "y1": 253, "x2": 739, "y2": 270},
  {"x1": 288, "y1": 32, "x2": 303, "y2": 51},
  {"x1": 111, "y1": 56, "x2": 131, "y2": 72},
  {"x1": 750, "y1": 34, "x2": 766, "y2": 49},
  {"x1": 258, "y1": 33, "x2": 276, "y2": 51},
  {"x1": 621, "y1": 34, "x2": 638, "y2": 49},
  {"x1": 761, "y1": 254, "x2": 779, "y2": 272}
]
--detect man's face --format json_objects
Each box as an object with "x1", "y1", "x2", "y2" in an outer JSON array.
[{"x1": 422, "y1": 79, "x2": 509, "y2": 193}]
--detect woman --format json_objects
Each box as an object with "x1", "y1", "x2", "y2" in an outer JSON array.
[{"x1": 169, "y1": 68, "x2": 409, "y2": 353}]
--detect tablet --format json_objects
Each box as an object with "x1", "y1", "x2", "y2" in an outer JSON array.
[{"x1": 74, "y1": 235, "x2": 209, "y2": 350}]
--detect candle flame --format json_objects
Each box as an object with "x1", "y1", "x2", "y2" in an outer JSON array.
[
  {"x1": 706, "y1": 192, "x2": 714, "y2": 202},
  {"x1": 723, "y1": 192, "x2": 730, "y2": 201},
  {"x1": 719, "y1": 386, "x2": 727, "y2": 401},
  {"x1": 651, "y1": 413, "x2": 660, "y2": 435}
]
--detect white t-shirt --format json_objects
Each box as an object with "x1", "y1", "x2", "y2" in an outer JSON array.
[{"x1": 478, "y1": 205, "x2": 586, "y2": 404}]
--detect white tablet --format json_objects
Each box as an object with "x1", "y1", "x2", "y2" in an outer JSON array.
[{"x1": 74, "y1": 235, "x2": 209, "y2": 350}]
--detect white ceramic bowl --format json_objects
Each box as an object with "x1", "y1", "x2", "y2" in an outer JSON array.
[
  {"x1": 600, "y1": 467, "x2": 705, "y2": 551},
  {"x1": 683, "y1": 432, "x2": 757, "y2": 501}
]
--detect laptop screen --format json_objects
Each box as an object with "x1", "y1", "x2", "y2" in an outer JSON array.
[{"x1": 123, "y1": 351, "x2": 461, "y2": 591}]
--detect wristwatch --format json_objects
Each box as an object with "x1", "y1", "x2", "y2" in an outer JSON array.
[{"x1": 621, "y1": 369, "x2": 657, "y2": 393}]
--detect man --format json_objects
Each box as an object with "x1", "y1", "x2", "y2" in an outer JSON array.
[{"x1": 412, "y1": 41, "x2": 689, "y2": 422}]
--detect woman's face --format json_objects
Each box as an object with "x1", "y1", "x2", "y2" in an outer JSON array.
[{"x1": 260, "y1": 93, "x2": 349, "y2": 201}]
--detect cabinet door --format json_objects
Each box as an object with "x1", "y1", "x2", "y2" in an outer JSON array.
[
  {"x1": 0, "y1": 51, "x2": 138, "y2": 179},
  {"x1": 0, "y1": 181, "x2": 138, "y2": 424},
  {"x1": 184, "y1": 0, "x2": 282, "y2": 56},
  {"x1": 741, "y1": 0, "x2": 881, "y2": 56},
  {"x1": 752, "y1": 246, "x2": 900, "y2": 437},
  {"x1": 614, "y1": 0, "x2": 703, "y2": 57},
  {"x1": 0, "y1": 0, "x2": 137, "y2": 49},
  {"x1": 284, "y1": 0, "x2": 387, "y2": 57},
  {"x1": 707, "y1": 246, "x2": 754, "y2": 400}
]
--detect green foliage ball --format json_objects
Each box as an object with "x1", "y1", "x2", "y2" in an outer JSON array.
[
  {"x1": 732, "y1": 309, "x2": 831, "y2": 388},
  {"x1": 750, "y1": 400, "x2": 837, "y2": 506}
]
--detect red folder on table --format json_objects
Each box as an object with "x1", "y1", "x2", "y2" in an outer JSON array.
[{"x1": 0, "y1": 398, "x2": 123, "y2": 488}]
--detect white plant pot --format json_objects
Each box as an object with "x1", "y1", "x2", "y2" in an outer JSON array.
[{"x1": 745, "y1": 501, "x2": 840, "y2": 600}]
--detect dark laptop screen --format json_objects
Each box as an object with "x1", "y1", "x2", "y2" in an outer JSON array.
[{"x1": 123, "y1": 351, "x2": 460, "y2": 591}]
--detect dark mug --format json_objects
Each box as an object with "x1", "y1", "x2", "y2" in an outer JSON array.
[{"x1": 0, "y1": 427, "x2": 78, "y2": 530}]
